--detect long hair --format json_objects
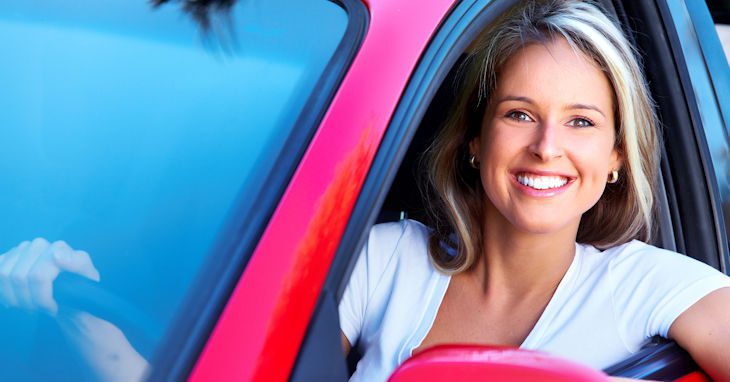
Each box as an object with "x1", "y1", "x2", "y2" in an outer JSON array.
[{"x1": 424, "y1": 0, "x2": 660, "y2": 274}]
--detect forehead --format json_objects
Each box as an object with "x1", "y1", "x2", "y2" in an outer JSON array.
[{"x1": 494, "y1": 37, "x2": 614, "y2": 110}]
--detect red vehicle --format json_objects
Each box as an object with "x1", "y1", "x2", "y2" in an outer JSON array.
[{"x1": 0, "y1": 0, "x2": 728, "y2": 381}]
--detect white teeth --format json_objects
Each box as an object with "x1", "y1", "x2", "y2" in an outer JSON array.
[{"x1": 517, "y1": 174, "x2": 568, "y2": 190}]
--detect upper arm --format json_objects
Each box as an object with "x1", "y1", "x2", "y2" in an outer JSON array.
[
  {"x1": 668, "y1": 287, "x2": 730, "y2": 381},
  {"x1": 341, "y1": 331, "x2": 351, "y2": 355}
]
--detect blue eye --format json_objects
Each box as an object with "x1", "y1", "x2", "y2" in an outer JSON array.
[
  {"x1": 568, "y1": 117, "x2": 594, "y2": 128},
  {"x1": 507, "y1": 111, "x2": 533, "y2": 122}
]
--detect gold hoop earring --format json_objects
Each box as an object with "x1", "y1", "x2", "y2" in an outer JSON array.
[
  {"x1": 607, "y1": 170, "x2": 619, "y2": 184},
  {"x1": 469, "y1": 155, "x2": 479, "y2": 169}
]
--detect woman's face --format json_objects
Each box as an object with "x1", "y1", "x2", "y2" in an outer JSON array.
[{"x1": 471, "y1": 37, "x2": 622, "y2": 236}]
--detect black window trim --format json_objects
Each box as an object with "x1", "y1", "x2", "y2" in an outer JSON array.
[
  {"x1": 608, "y1": 0, "x2": 727, "y2": 272},
  {"x1": 683, "y1": 0, "x2": 730, "y2": 273},
  {"x1": 652, "y1": 0, "x2": 729, "y2": 272},
  {"x1": 146, "y1": 0, "x2": 369, "y2": 380}
]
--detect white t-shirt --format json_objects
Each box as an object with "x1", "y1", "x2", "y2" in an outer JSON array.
[{"x1": 339, "y1": 220, "x2": 730, "y2": 382}]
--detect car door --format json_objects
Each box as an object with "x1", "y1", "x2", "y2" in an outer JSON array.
[{"x1": 292, "y1": 0, "x2": 730, "y2": 380}]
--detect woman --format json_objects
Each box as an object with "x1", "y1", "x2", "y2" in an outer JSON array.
[{"x1": 339, "y1": 0, "x2": 730, "y2": 381}]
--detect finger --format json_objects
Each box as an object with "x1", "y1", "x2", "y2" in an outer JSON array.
[
  {"x1": 53, "y1": 247, "x2": 100, "y2": 282},
  {"x1": 27, "y1": 254, "x2": 61, "y2": 316},
  {"x1": 0, "y1": 241, "x2": 30, "y2": 307},
  {"x1": 0, "y1": 240, "x2": 29, "y2": 274},
  {"x1": 25, "y1": 240, "x2": 73, "y2": 315},
  {"x1": 0, "y1": 240, "x2": 30, "y2": 261},
  {"x1": 10, "y1": 238, "x2": 49, "y2": 309}
]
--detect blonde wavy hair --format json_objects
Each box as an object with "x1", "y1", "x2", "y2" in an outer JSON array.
[{"x1": 424, "y1": 0, "x2": 660, "y2": 274}]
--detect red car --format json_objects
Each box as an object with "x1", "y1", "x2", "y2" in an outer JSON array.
[{"x1": 1, "y1": 0, "x2": 728, "y2": 381}]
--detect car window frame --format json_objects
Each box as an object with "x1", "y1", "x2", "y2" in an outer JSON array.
[{"x1": 145, "y1": 0, "x2": 368, "y2": 379}]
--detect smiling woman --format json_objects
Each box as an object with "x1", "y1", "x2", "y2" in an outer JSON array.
[
  {"x1": 338, "y1": 0, "x2": 730, "y2": 381},
  {"x1": 470, "y1": 38, "x2": 621, "y2": 242}
]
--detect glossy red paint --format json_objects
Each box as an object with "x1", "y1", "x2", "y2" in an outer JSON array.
[
  {"x1": 188, "y1": 0, "x2": 457, "y2": 381},
  {"x1": 389, "y1": 345, "x2": 609, "y2": 382},
  {"x1": 674, "y1": 372, "x2": 711, "y2": 382}
]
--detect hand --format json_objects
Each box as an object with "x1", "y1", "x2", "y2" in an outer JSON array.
[{"x1": 0, "y1": 238, "x2": 100, "y2": 315}]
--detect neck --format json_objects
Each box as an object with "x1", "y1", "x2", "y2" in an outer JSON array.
[{"x1": 467, "y1": 205, "x2": 579, "y2": 300}]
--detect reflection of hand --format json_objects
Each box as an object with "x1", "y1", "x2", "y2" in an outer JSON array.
[
  {"x1": 0, "y1": 238, "x2": 100, "y2": 315},
  {"x1": 0, "y1": 239, "x2": 146, "y2": 381}
]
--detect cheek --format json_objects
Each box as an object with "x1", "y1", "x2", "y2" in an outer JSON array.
[
  {"x1": 573, "y1": 149, "x2": 616, "y2": 203},
  {"x1": 478, "y1": 132, "x2": 520, "y2": 195},
  {"x1": 479, "y1": 125, "x2": 523, "y2": 160},
  {"x1": 573, "y1": 134, "x2": 617, "y2": 170},
  {"x1": 479, "y1": 132, "x2": 511, "y2": 174}
]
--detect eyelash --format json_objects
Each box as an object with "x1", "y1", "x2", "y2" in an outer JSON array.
[
  {"x1": 567, "y1": 117, "x2": 595, "y2": 128},
  {"x1": 506, "y1": 111, "x2": 533, "y2": 122},
  {"x1": 505, "y1": 111, "x2": 595, "y2": 128}
]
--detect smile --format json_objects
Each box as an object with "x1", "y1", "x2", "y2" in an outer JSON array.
[{"x1": 516, "y1": 173, "x2": 569, "y2": 190}]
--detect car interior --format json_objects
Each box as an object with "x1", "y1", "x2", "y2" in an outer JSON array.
[{"x1": 291, "y1": 0, "x2": 728, "y2": 381}]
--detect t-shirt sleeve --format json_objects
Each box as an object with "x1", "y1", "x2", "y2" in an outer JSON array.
[
  {"x1": 609, "y1": 242, "x2": 730, "y2": 348},
  {"x1": 338, "y1": 221, "x2": 409, "y2": 347}
]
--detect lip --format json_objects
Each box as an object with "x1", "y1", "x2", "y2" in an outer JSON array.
[{"x1": 510, "y1": 169, "x2": 576, "y2": 198}]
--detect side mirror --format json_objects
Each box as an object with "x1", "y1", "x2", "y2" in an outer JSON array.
[{"x1": 389, "y1": 345, "x2": 608, "y2": 382}]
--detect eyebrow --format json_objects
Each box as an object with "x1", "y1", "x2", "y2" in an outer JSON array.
[
  {"x1": 497, "y1": 95, "x2": 535, "y2": 105},
  {"x1": 496, "y1": 96, "x2": 606, "y2": 118},
  {"x1": 565, "y1": 103, "x2": 606, "y2": 118}
]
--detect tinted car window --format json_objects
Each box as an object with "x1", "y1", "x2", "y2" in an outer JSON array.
[
  {"x1": 0, "y1": 0, "x2": 346, "y2": 380},
  {"x1": 712, "y1": 0, "x2": 730, "y2": 238}
]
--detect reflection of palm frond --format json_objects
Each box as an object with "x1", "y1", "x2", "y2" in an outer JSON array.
[
  {"x1": 150, "y1": 0, "x2": 236, "y2": 31},
  {"x1": 151, "y1": 0, "x2": 240, "y2": 55}
]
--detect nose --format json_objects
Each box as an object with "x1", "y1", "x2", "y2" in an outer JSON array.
[{"x1": 528, "y1": 121, "x2": 563, "y2": 161}]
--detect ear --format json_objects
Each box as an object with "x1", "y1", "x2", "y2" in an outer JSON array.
[
  {"x1": 468, "y1": 136, "x2": 481, "y2": 158},
  {"x1": 609, "y1": 145, "x2": 623, "y2": 172}
]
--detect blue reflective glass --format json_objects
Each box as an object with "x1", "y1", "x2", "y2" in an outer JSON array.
[{"x1": 0, "y1": 1, "x2": 347, "y2": 380}]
